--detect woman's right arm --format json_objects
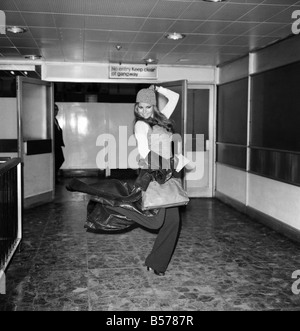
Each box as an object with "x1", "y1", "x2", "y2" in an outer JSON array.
[{"x1": 156, "y1": 86, "x2": 180, "y2": 119}]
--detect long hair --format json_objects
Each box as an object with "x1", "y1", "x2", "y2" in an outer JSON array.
[{"x1": 133, "y1": 104, "x2": 174, "y2": 133}]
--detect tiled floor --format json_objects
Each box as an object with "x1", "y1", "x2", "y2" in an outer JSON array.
[{"x1": 1, "y1": 177, "x2": 300, "y2": 311}]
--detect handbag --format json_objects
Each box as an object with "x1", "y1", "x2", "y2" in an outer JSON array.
[
  {"x1": 85, "y1": 200, "x2": 136, "y2": 233},
  {"x1": 141, "y1": 177, "x2": 189, "y2": 210}
]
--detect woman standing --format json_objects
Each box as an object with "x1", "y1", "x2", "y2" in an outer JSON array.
[
  {"x1": 105, "y1": 85, "x2": 181, "y2": 276},
  {"x1": 67, "y1": 85, "x2": 186, "y2": 276}
]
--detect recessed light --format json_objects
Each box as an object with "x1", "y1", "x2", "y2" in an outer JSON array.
[
  {"x1": 202, "y1": 0, "x2": 227, "y2": 2},
  {"x1": 144, "y1": 58, "x2": 157, "y2": 64},
  {"x1": 165, "y1": 32, "x2": 185, "y2": 41},
  {"x1": 144, "y1": 58, "x2": 157, "y2": 65},
  {"x1": 24, "y1": 55, "x2": 42, "y2": 60},
  {"x1": 6, "y1": 26, "x2": 28, "y2": 34}
]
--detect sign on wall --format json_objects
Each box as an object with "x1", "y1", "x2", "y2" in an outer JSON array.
[{"x1": 109, "y1": 64, "x2": 158, "y2": 80}]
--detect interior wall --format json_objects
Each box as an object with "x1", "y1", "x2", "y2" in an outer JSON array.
[
  {"x1": 22, "y1": 83, "x2": 48, "y2": 140},
  {"x1": 216, "y1": 35, "x2": 300, "y2": 233},
  {"x1": 0, "y1": 98, "x2": 18, "y2": 159},
  {"x1": 216, "y1": 163, "x2": 247, "y2": 205},
  {"x1": 0, "y1": 98, "x2": 18, "y2": 139},
  {"x1": 43, "y1": 63, "x2": 216, "y2": 84},
  {"x1": 23, "y1": 154, "x2": 53, "y2": 199},
  {"x1": 56, "y1": 102, "x2": 138, "y2": 170},
  {"x1": 248, "y1": 173, "x2": 300, "y2": 230}
]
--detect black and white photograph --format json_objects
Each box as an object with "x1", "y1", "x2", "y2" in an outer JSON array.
[{"x1": 0, "y1": 0, "x2": 300, "y2": 313}]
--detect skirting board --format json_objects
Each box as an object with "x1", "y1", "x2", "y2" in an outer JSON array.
[
  {"x1": 215, "y1": 190, "x2": 300, "y2": 244},
  {"x1": 24, "y1": 191, "x2": 53, "y2": 209}
]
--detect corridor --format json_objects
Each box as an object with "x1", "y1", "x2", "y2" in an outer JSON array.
[{"x1": 1, "y1": 177, "x2": 300, "y2": 311}]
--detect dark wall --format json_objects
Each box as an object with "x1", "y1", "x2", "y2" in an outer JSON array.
[
  {"x1": 251, "y1": 61, "x2": 300, "y2": 152},
  {"x1": 54, "y1": 82, "x2": 149, "y2": 103},
  {"x1": 217, "y1": 78, "x2": 248, "y2": 170}
]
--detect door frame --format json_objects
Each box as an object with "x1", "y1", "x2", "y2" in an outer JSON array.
[
  {"x1": 159, "y1": 80, "x2": 188, "y2": 190},
  {"x1": 17, "y1": 76, "x2": 54, "y2": 161},
  {"x1": 17, "y1": 76, "x2": 55, "y2": 206},
  {"x1": 187, "y1": 83, "x2": 216, "y2": 198}
]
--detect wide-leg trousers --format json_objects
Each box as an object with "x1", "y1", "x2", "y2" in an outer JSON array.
[{"x1": 107, "y1": 206, "x2": 180, "y2": 273}]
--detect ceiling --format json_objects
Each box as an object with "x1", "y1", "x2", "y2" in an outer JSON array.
[{"x1": 0, "y1": 0, "x2": 299, "y2": 67}]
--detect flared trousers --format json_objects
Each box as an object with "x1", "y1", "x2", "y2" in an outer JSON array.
[{"x1": 107, "y1": 206, "x2": 180, "y2": 273}]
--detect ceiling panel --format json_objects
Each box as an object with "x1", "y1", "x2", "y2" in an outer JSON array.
[
  {"x1": 5, "y1": 12, "x2": 26, "y2": 26},
  {"x1": 194, "y1": 21, "x2": 233, "y2": 34},
  {"x1": 141, "y1": 19, "x2": 175, "y2": 32},
  {"x1": 21, "y1": 13, "x2": 56, "y2": 28},
  {"x1": 18, "y1": 48, "x2": 41, "y2": 56},
  {"x1": 40, "y1": 47, "x2": 64, "y2": 61},
  {"x1": 35, "y1": 39, "x2": 60, "y2": 48},
  {"x1": 84, "y1": 30, "x2": 111, "y2": 42},
  {"x1": 46, "y1": 0, "x2": 86, "y2": 15},
  {"x1": 169, "y1": 43, "x2": 197, "y2": 53},
  {"x1": 85, "y1": 16, "x2": 145, "y2": 31},
  {"x1": 108, "y1": 31, "x2": 137, "y2": 43},
  {"x1": 0, "y1": 0, "x2": 297, "y2": 66},
  {"x1": 83, "y1": 0, "x2": 158, "y2": 17},
  {"x1": 147, "y1": 43, "x2": 177, "y2": 53},
  {"x1": 13, "y1": 0, "x2": 52, "y2": 13},
  {"x1": 126, "y1": 43, "x2": 154, "y2": 53},
  {"x1": 177, "y1": 34, "x2": 211, "y2": 44},
  {"x1": 220, "y1": 22, "x2": 259, "y2": 35},
  {"x1": 227, "y1": 35, "x2": 279, "y2": 47},
  {"x1": 262, "y1": 0, "x2": 299, "y2": 4},
  {"x1": 0, "y1": 48, "x2": 21, "y2": 56},
  {"x1": 134, "y1": 32, "x2": 164, "y2": 44},
  {"x1": 268, "y1": 24, "x2": 294, "y2": 38},
  {"x1": 54, "y1": 14, "x2": 85, "y2": 29},
  {"x1": 149, "y1": 1, "x2": 189, "y2": 19},
  {"x1": 167, "y1": 20, "x2": 204, "y2": 33},
  {"x1": 0, "y1": 0, "x2": 18, "y2": 11},
  {"x1": 203, "y1": 35, "x2": 237, "y2": 45},
  {"x1": 10, "y1": 38, "x2": 38, "y2": 48},
  {"x1": 29, "y1": 27, "x2": 60, "y2": 39},
  {"x1": 209, "y1": 3, "x2": 257, "y2": 21},
  {"x1": 179, "y1": 2, "x2": 229, "y2": 20},
  {"x1": 238, "y1": 5, "x2": 290, "y2": 22},
  {"x1": 246, "y1": 22, "x2": 287, "y2": 36},
  {"x1": 0, "y1": 38, "x2": 14, "y2": 47},
  {"x1": 267, "y1": 5, "x2": 300, "y2": 23}
]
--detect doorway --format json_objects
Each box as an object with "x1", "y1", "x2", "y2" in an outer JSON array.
[{"x1": 186, "y1": 85, "x2": 215, "y2": 197}]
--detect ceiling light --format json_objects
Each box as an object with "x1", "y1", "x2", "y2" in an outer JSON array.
[
  {"x1": 10, "y1": 71, "x2": 15, "y2": 75},
  {"x1": 144, "y1": 58, "x2": 157, "y2": 64},
  {"x1": 202, "y1": 0, "x2": 227, "y2": 2},
  {"x1": 165, "y1": 32, "x2": 185, "y2": 41},
  {"x1": 24, "y1": 55, "x2": 42, "y2": 60},
  {"x1": 115, "y1": 44, "x2": 122, "y2": 51},
  {"x1": 6, "y1": 26, "x2": 28, "y2": 34}
]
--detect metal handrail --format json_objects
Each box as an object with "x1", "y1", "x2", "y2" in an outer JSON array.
[{"x1": 0, "y1": 158, "x2": 21, "y2": 176}]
